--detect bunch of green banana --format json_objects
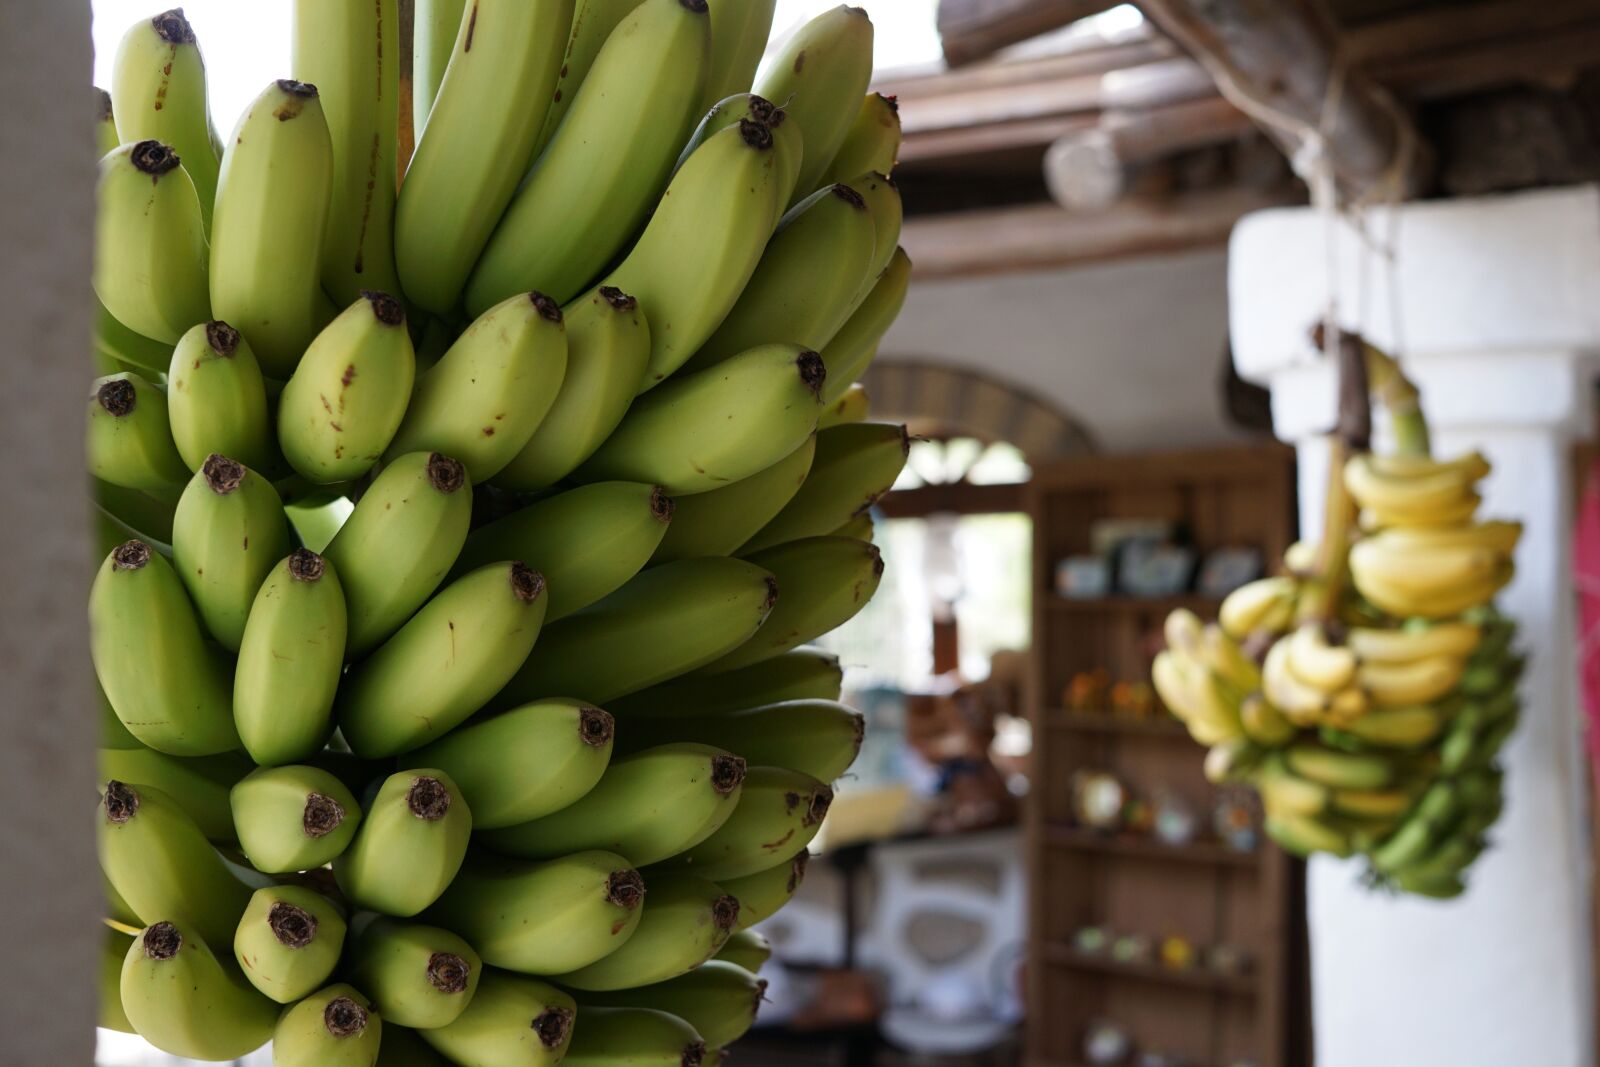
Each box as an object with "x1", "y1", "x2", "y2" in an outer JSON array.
[
  {"x1": 578, "y1": 960, "x2": 766, "y2": 1048},
  {"x1": 419, "y1": 970, "x2": 575, "y2": 1066},
  {"x1": 617, "y1": 700, "x2": 864, "y2": 782},
  {"x1": 120, "y1": 919, "x2": 278, "y2": 1061},
  {"x1": 553, "y1": 870, "x2": 741, "y2": 990},
  {"x1": 671, "y1": 765, "x2": 833, "y2": 880},
  {"x1": 740, "y1": 422, "x2": 909, "y2": 552},
  {"x1": 649, "y1": 438, "x2": 816, "y2": 563}
]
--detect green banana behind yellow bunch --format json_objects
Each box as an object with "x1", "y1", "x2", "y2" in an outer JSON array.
[
  {"x1": 411, "y1": 0, "x2": 468, "y2": 138},
  {"x1": 715, "y1": 928, "x2": 773, "y2": 972},
  {"x1": 554, "y1": 870, "x2": 741, "y2": 991},
  {"x1": 120, "y1": 920, "x2": 277, "y2": 1061},
  {"x1": 110, "y1": 9, "x2": 219, "y2": 225},
  {"x1": 100, "y1": 927, "x2": 136, "y2": 1033},
  {"x1": 532, "y1": 0, "x2": 650, "y2": 154},
  {"x1": 700, "y1": 0, "x2": 778, "y2": 114},
  {"x1": 233, "y1": 884, "x2": 347, "y2": 1004},
  {"x1": 819, "y1": 246, "x2": 911, "y2": 404},
  {"x1": 820, "y1": 383, "x2": 870, "y2": 429}
]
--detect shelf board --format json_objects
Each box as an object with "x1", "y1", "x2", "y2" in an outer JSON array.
[
  {"x1": 1044, "y1": 593, "x2": 1221, "y2": 614},
  {"x1": 1043, "y1": 943, "x2": 1257, "y2": 996},
  {"x1": 1044, "y1": 710, "x2": 1190, "y2": 737},
  {"x1": 1044, "y1": 825, "x2": 1260, "y2": 867}
]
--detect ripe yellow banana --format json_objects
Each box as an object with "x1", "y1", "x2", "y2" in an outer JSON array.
[
  {"x1": 1219, "y1": 576, "x2": 1299, "y2": 639},
  {"x1": 1356, "y1": 654, "x2": 1466, "y2": 705},
  {"x1": 1346, "y1": 621, "x2": 1482, "y2": 663},
  {"x1": 1283, "y1": 624, "x2": 1359, "y2": 693},
  {"x1": 1262, "y1": 637, "x2": 1331, "y2": 725},
  {"x1": 1343, "y1": 452, "x2": 1483, "y2": 515}
]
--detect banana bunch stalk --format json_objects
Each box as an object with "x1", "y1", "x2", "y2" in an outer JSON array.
[{"x1": 89, "y1": 2, "x2": 901, "y2": 1060}]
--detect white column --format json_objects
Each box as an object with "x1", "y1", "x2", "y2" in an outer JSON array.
[{"x1": 1230, "y1": 186, "x2": 1600, "y2": 1067}]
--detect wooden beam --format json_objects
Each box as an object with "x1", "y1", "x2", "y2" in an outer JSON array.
[
  {"x1": 937, "y1": 0, "x2": 1123, "y2": 67},
  {"x1": 877, "y1": 482, "x2": 1027, "y2": 518}
]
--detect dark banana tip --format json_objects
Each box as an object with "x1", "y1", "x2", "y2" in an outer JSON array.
[
  {"x1": 607, "y1": 869, "x2": 645, "y2": 911},
  {"x1": 796, "y1": 351, "x2": 826, "y2": 398},
  {"x1": 96, "y1": 377, "x2": 137, "y2": 416},
  {"x1": 267, "y1": 902, "x2": 318, "y2": 948},
  {"x1": 788, "y1": 850, "x2": 809, "y2": 892},
  {"x1": 427, "y1": 952, "x2": 472, "y2": 994},
  {"x1": 202, "y1": 453, "x2": 246, "y2": 494},
  {"x1": 204, "y1": 320, "x2": 241, "y2": 356},
  {"x1": 426, "y1": 453, "x2": 467, "y2": 493},
  {"x1": 870, "y1": 547, "x2": 885, "y2": 578},
  {"x1": 407, "y1": 776, "x2": 452, "y2": 821},
  {"x1": 881, "y1": 92, "x2": 900, "y2": 115},
  {"x1": 682, "y1": 1042, "x2": 708, "y2": 1067},
  {"x1": 805, "y1": 786, "x2": 835, "y2": 827},
  {"x1": 650, "y1": 486, "x2": 676, "y2": 524},
  {"x1": 143, "y1": 921, "x2": 182, "y2": 960},
  {"x1": 528, "y1": 291, "x2": 562, "y2": 324},
  {"x1": 532, "y1": 1006, "x2": 574, "y2": 1049},
  {"x1": 103, "y1": 779, "x2": 140, "y2": 823},
  {"x1": 110, "y1": 539, "x2": 151, "y2": 571},
  {"x1": 288, "y1": 548, "x2": 327, "y2": 582},
  {"x1": 830, "y1": 184, "x2": 867, "y2": 210},
  {"x1": 323, "y1": 997, "x2": 368, "y2": 1038},
  {"x1": 579, "y1": 707, "x2": 615, "y2": 748},
  {"x1": 129, "y1": 139, "x2": 181, "y2": 177},
  {"x1": 360, "y1": 289, "x2": 405, "y2": 326},
  {"x1": 510, "y1": 563, "x2": 545, "y2": 604},
  {"x1": 711, "y1": 754, "x2": 748, "y2": 795},
  {"x1": 712, "y1": 894, "x2": 741, "y2": 932},
  {"x1": 598, "y1": 285, "x2": 637, "y2": 313},
  {"x1": 276, "y1": 78, "x2": 318, "y2": 98},
  {"x1": 738, "y1": 118, "x2": 774, "y2": 151},
  {"x1": 762, "y1": 576, "x2": 780, "y2": 611},
  {"x1": 151, "y1": 9, "x2": 195, "y2": 44},
  {"x1": 302, "y1": 792, "x2": 346, "y2": 837},
  {"x1": 747, "y1": 95, "x2": 779, "y2": 127},
  {"x1": 679, "y1": 0, "x2": 709, "y2": 10}
]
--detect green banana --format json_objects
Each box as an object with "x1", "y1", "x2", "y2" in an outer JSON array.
[
  {"x1": 93, "y1": 487, "x2": 176, "y2": 563},
  {"x1": 411, "y1": 0, "x2": 468, "y2": 138},
  {"x1": 741, "y1": 422, "x2": 908, "y2": 552},
  {"x1": 386, "y1": 292, "x2": 569, "y2": 482},
  {"x1": 819, "y1": 383, "x2": 869, "y2": 429},
  {"x1": 338, "y1": 562, "x2": 549, "y2": 757},
  {"x1": 105, "y1": 870, "x2": 141, "y2": 927},
  {"x1": 821, "y1": 93, "x2": 901, "y2": 187},
  {"x1": 1265, "y1": 812, "x2": 1354, "y2": 858},
  {"x1": 650, "y1": 437, "x2": 816, "y2": 563},
  {"x1": 453, "y1": 481, "x2": 673, "y2": 621},
  {"x1": 553, "y1": 870, "x2": 740, "y2": 991},
  {"x1": 95, "y1": 86, "x2": 119, "y2": 156},
  {"x1": 755, "y1": 5, "x2": 874, "y2": 205},
  {"x1": 99, "y1": 780, "x2": 252, "y2": 950},
  {"x1": 87, "y1": 373, "x2": 190, "y2": 491},
  {"x1": 426, "y1": 852, "x2": 645, "y2": 975},
  {"x1": 819, "y1": 246, "x2": 910, "y2": 404},
  {"x1": 210, "y1": 80, "x2": 335, "y2": 377},
  {"x1": 99, "y1": 674, "x2": 145, "y2": 750},
  {"x1": 322, "y1": 450, "x2": 472, "y2": 657},
  {"x1": 482, "y1": 744, "x2": 747, "y2": 866},
  {"x1": 714, "y1": 928, "x2": 773, "y2": 972},
  {"x1": 842, "y1": 171, "x2": 903, "y2": 296},
  {"x1": 171, "y1": 455, "x2": 290, "y2": 650},
  {"x1": 377, "y1": 1025, "x2": 453, "y2": 1066},
  {"x1": 831, "y1": 512, "x2": 875, "y2": 542},
  {"x1": 234, "y1": 548, "x2": 348, "y2": 765},
  {"x1": 673, "y1": 765, "x2": 832, "y2": 880},
  {"x1": 90, "y1": 540, "x2": 239, "y2": 756},
  {"x1": 578, "y1": 343, "x2": 825, "y2": 493},
  {"x1": 110, "y1": 9, "x2": 219, "y2": 226},
  {"x1": 405, "y1": 699, "x2": 615, "y2": 829},
  {"x1": 232, "y1": 884, "x2": 347, "y2": 1004},
  {"x1": 608, "y1": 647, "x2": 844, "y2": 718},
  {"x1": 98, "y1": 746, "x2": 251, "y2": 843},
  {"x1": 700, "y1": 535, "x2": 883, "y2": 674},
  {"x1": 620, "y1": 700, "x2": 864, "y2": 782},
  {"x1": 345, "y1": 916, "x2": 481, "y2": 1029},
  {"x1": 493, "y1": 287, "x2": 652, "y2": 492},
  {"x1": 700, "y1": 0, "x2": 778, "y2": 114},
  {"x1": 674, "y1": 95, "x2": 801, "y2": 224},
  {"x1": 395, "y1": 0, "x2": 573, "y2": 314},
  {"x1": 120, "y1": 920, "x2": 277, "y2": 1060},
  {"x1": 292, "y1": 0, "x2": 401, "y2": 305},
  {"x1": 1283, "y1": 743, "x2": 1396, "y2": 791},
  {"x1": 229, "y1": 763, "x2": 362, "y2": 874},
  {"x1": 498, "y1": 558, "x2": 777, "y2": 706},
  {"x1": 419, "y1": 970, "x2": 576, "y2": 1067},
  {"x1": 333, "y1": 770, "x2": 472, "y2": 917},
  {"x1": 604, "y1": 120, "x2": 786, "y2": 387},
  {"x1": 93, "y1": 140, "x2": 210, "y2": 344},
  {"x1": 277, "y1": 291, "x2": 416, "y2": 484},
  {"x1": 284, "y1": 488, "x2": 356, "y2": 554},
  {"x1": 563, "y1": 1006, "x2": 707, "y2": 1067},
  {"x1": 580, "y1": 961, "x2": 765, "y2": 1048},
  {"x1": 100, "y1": 927, "x2": 136, "y2": 1033},
  {"x1": 95, "y1": 294, "x2": 177, "y2": 375},
  {"x1": 466, "y1": 0, "x2": 712, "y2": 313},
  {"x1": 532, "y1": 0, "x2": 649, "y2": 154},
  {"x1": 167, "y1": 321, "x2": 277, "y2": 475},
  {"x1": 274, "y1": 984, "x2": 383, "y2": 1067}
]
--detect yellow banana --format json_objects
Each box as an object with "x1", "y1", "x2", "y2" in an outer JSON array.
[
  {"x1": 1343, "y1": 452, "x2": 1483, "y2": 515},
  {"x1": 1356, "y1": 654, "x2": 1466, "y2": 706},
  {"x1": 1346, "y1": 621, "x2": 1481, "y2": 664},
  {"x1": 1283, "y1": 624, "x2": 1359, "y2": 693},
  {"x1": 1218, "y1": 576, "x2": 1298, "y2": 639}
]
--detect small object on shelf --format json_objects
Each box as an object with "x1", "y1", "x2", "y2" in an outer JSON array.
[
  {"x1": 1110, "y1": 933, "x2": 1152, "y2": 965},
  {"x1": 1056, "y1": 555, "x2": 1111, "y2": 598},
  {"x1": 1117, "y1": 541, "x2": 1196, "y2": 598},
  {"x1": 1151, "y1": 789, "x2": 1198, "y2": 847},
  {"x1": 1214, "y1": 787, "x2": 1262, "y2": 853},
  {"x1": 1204, "y1": 942, "x2": 1253, "y2": 977},
  {"x1": 1198, "y1": 545, "x2": 1265, "y2": 597},
  {"x1": 1083, "y1": 1019, "x2": 1133, "y2": 1065},
  {"x1": 1158, "y1": 935, "x2": 1196, "y2": 970},
  {"x1": 1091, "y1": 518, "x2": 1176, "y2": 557},
  {"x1": 1109, "y1": 680, "x2": 1157, "y2": 719},
  {"x1": 1064, "y1": 669, "x2": 1110, "y2": 712},
  {"x1": 1073, "y1": 924, "x2": 1112, "y2": 955},
  {"x1": 1071, "y1": 770, "x2": 1126, "y2": 832},
  {"x1": 1121, "y1": 797, "x2": 1152, "y2": 835}
]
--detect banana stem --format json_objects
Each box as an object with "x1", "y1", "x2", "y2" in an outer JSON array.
[{"x1": 1360, "y1": 337, "x2": 1430, "y2": 458}]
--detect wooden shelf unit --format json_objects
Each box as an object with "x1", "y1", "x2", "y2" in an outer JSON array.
[{"x1": 1024, "y1": 445, "x2": 1308, "y2": 1067}]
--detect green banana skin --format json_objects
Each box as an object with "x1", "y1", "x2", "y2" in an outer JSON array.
[
  {"x1": 229, "y1": 763, "x2": 362, "y2": 874},
  {"x1": 86, "y1": 372, "x2": 190, "y2": 491},
  {"x1": 333, "y1": 770, "x2": 472, "y2": 917},
  {"x1": 95, "y1": 86, "x2": 119, "y2": 154},
  {"x1": 701, "y1": 536, "x2": 883, "y2": 674},
  {"x1": 93, "y1": 141, "x2": 210, "y2": 345},
  {"x1": 532, "y1": 0, "x2": 650, "y2": 155},
  {"x1": 821, "y1": 93, "x2": 902, "y2": 188},
  {"x1": 493, "y1": 287, "x2": 652, "y2": 492},
  {"x1": 377, "y1": 1024, "x2": 453, "y2": 1066},
  {"x1": 411, "y1": 0, "x2": 468, "y2": 139},
  {"x1": 579, "y1": 343, "x2": 826, "y2": 494},
  {"x1": 562, "y1": 1006, "x2": 708, "y2": 1067},
  {"x1": 91, "y1": 540, "x2": 240, "y2": 756},
  {"x1": 419, "y1": 969, "x2": 576, "y2": 1067},
  {"x1": 649, "y1": 438, "x2": 816, "y2": 564},
  {"x1": 344, "y1": 916, "x2": 481, "y2": 1029},
  {"x1": 608, "y1": 647, "x2": 844, "y2": 718},
  {"x1": 673, "y1": 765, "x2": 832, "y2": 881},
  {"x1": 819, "y1": 246, "x2": 910, "y2": 405},
  {"x1": 453, "y1": 481, "x2": 674, "y2": 621},
  {"x1": 700, "y1": 0, "x2": 778, "y2": 114},
  {"x1": 425, "y1": 851, "x2": 645, "y2": 975},
  {"x1": 233, "y1": 884, "x2": 347, "y2": 1004},
  {"x1": 167, "y1": 321, "x2": 278, "y2": 475},
  {"x1": 618, "y1": 700, "x2": 864, "y2": 782},
  {"x1": 111, "y1": 9, "x2": 219, "y2": 226},
  {"x1": 714, "y1": 928, "x2": 773, "y2": 972},
  {"x1": 275, "y1": 983, "x2": 384, "y2": 1066},
  {"x1": 99, "y1": 780, "x2": 252, "y2": 952},
  {"x1": 674, "y1": 95, "x2": 797, "y2": 210},
  {"x1": 99, "y1": 675, "x2": 145, "y2": 749},
  {"x1": 741, "y1": 422, "x2": 909, "y2": 553},
  {"x1": 100, "y1": 927, "x2": 137, "y2": 1033},
  {"x1": 498, "y1": 557, "x2": 777, "y2": 706},
  {"x1": 818, "y1": 382, "x2": 870, "y2": 430},
  {"x1": 405, "y1": 699, "x2": 616, "y2": 829},
  {"x1": 105, "y1": 869, "x2": 142, "y2": 927},
  {"x1": 120, "y1": 920, "x2": 277, "y2": 1061},
  {"x1": 323, "y1": 450, "x2": 472, "y2": 658},
  {"x1": 338, "y1": 561, "x2": 549, "y2": 757},
  {"x1": 278, "y1": 291, "x2": 416, "y2": 484},
  {"x1": 579, "y1": 961, "x2": 765, "y2": 1049},
  {"x1": 482, "y1": 744, "x2": 747, "y2": 867},
  {"x1": 553, "y1": 870, "x2": 741, "y2": 991},
  {"x1": 831, "y1": 512, "x2": 875, "y2": 542},
  {"x1": 172, "y1": 455, "x2": 291, "y2": 650},
  {"x1": 96, "y1": 294, "x2": 176, "y2": 375},
  {"x1": 842, "y1": 171, "x2": 904, "y2": 300},
  {"x1": 98, "y1": 746, "x2": 252, "y2": 843}
]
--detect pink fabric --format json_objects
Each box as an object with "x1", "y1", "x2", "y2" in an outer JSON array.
[{"x1": 1574, "y1": 457, "x2": 1600, "y2": 797}]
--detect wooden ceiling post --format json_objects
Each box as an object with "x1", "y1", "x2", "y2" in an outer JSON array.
[{"x1": 937, "y1": 0, "x2": 1124, "y2": 67}]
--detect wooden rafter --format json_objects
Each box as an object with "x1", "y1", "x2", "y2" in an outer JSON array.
[{"x1": 937, "y1": 0, "x2": 1123, "y2": 67}]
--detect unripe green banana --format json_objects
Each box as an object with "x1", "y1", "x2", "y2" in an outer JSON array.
[
  {"x1": 274, "y1": 986, "x2": 383, "y2": 1066},
  {"x1": 233, "y1": 884, "x2": 347, "y2": 1004},
  {"x1": 111, "y1": 10, "x2": 219, "y2": 226},
  {"x1": 96, "y1": 294, "x2": 176, "y2": 376},
  {"x1": 701, "y1": 536, "x2": 883, "y2": 674},
  {"x1": 377, "y1": 1024, "x2": 453, "y2": 1065},
  {"x1": 419, "y1": 970, "x2": 576, "y2": 1067},
  {"x1": 842, "y1": 171, "x2": 903, "y2": 303},
  {"x1": 533, "y1": 0, "x2": 650, "y2": 154},
  {"x1": 98, "y1": 746, "x2": 250, "y2": 843},
  {"x1": 426, "y1": 851, "x2": 645, "y2": 975},
  {"x1": 467, "y1": 0, "x2": 712, "y2": 313},
  {"x1": 323, "y1": 450, "x2": 471, "y2": 657},
  {"x1": 831, "y1": 512, "x2": 875, "y2": 542},
  {"x1": 453, "y1": 481, "x2": 672, "y2": 621},
  {"x1": 819, "y1": 382, "x2": 869, "y2": 429},
  {"x1": 99, "y1": 780, "x2": 252, "y2": 950},
  {"x1": 166, "y1": 320, "x2": 277, "y2": 475},
  {"x1": 755, "y1": 5, "x2": 875, "y2": 205},
  {"x1": 229, "y1": 763, "x2": 362, "y2": 874},
  {"x1": 405, "y1": 700, "x2": 615, "y2": 829},
  {"x1": 95, "y1": 86, "x2": 119, "y2": 156},
  {"x1": 714, "y1": 928, "x2": 773, "y2": 972},
  {"x1": 93, "y1": 141, "x2": 210, "y2": 344},
  {"x1": 345, "y1": 916, "x2": 481, "y2": 1029},
  {"x1": 819, "y1": 246, "x2": 910, "y2": 404},
  {"x1": 498, "y1": 558, "x2": 776, "y2": 706},
  {"x1": 339, "y1": 562, "x2": 549, "y2": 757},
  {"x1": 700, "y1": 0, "x2": 778, "y2": 114},
  {"x1": 93, "y1": 480, "x2": 178, "y2": 559},
  {"x1": 609, "y1": 647, "x2": 844, "y2": 718},
  {"x1": 673, "y1": 765, "x2": 831, "y2": 880},
  {"x1": 563, "y1": 1006, "x2": 707, "y2": 1067},
  {"x1": 105, "y1": 870, "x2": 141, "y2": 927},
  {"x1": 579, "y1": 961, "x2": 765, "y2": 1049},
  {"x1": 619, "y1": 700, "x2": 864, "y2": 782},
  {"x1": 482, "y1": 744, "x2": 747, "y2": 866},
  {"x1": 283, "y1": 485, "x2": 355, "y2": 553},
  {"x1": 674, "y1": 95, "x2": 802, "y2": 225},
  {"x1": 87, "y1": 372, "x2": 190, "y2": 491},
  {"x1": 741, "y1": 422, "x2": 908, "y2": 552},
  {"x1": 292, "y1": 0, "x2": 401, "y2": 305},
  {"x1": 494, "y1": 288, "x2": 653, "y2": 492},
  {"x1": 90, "y1": 540, "x2": 239, "y2": 756},
  {"x1": 605, "y1": 120, "x2": 786, "y2": 386},
  {"x1": 821, "y1": 93, "x2": 901, "y2": 187},
  {"x1": 411, "y1": 0, "x2": 468, "y2": 138},
  {"x1": 649, "y1": 438, "x2": 816, "y2": 563},
  {"x1": 578, "y1": 343, "x2": 825, "y2": 493},
  {"x1": 386, "y1": 292, "x2": 569, "y2": 482},
  {"x1": 334, "y1": 770, "x2": 472, "y2": 917},
  {"x1": 395, "y1": 0, "x2": 573, "y2": 314},
  {"x1": 210, "y1": 80, "x2": 334, "y2": 376},
  {"x1": 120, "y1": 920, "x2": 277, "y2": 1061},
  {"x1": 553, "y1": 870, "x2": 740, "y2": 991},
  {"x1": 99, "y1": 927, "x2": 136, "y2": 1033},
  {"x1": 99, "y1": 675, "x2": 145, "y2": 750},
  {"x1": 277, "y1": 291, "x2": 416, "y2": 483},
  {"x1": 171, "y1": 455, "x2": 290, "y2": 650}
]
